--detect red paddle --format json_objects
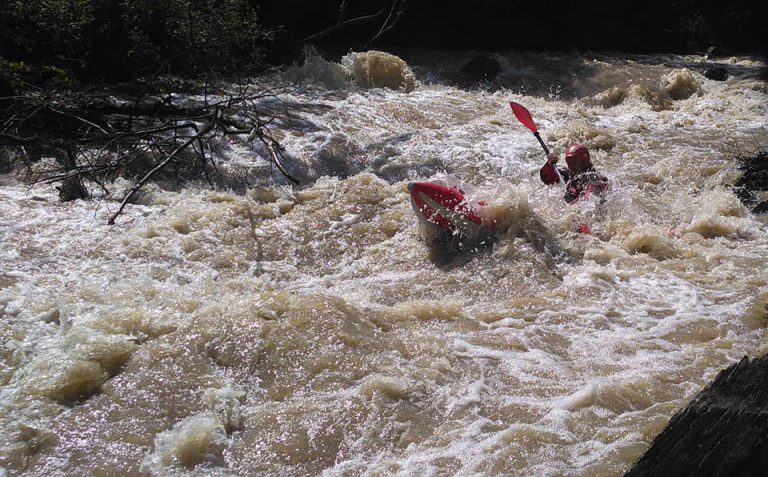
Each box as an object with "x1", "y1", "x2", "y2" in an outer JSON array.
[
  {"x1": 509, "y1": 101, "x2": 565, "y2": 185},
  {"x1": 509, "y1": 101, "x2": 550, "y2": 154}
]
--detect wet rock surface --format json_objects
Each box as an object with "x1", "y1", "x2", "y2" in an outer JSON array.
[
  {"x1": 734, "y1": 150, "x2": 768, "y2": 214},
  {"x1": 704, "y1": 67, "x2": 730, "y2": 81},
  {"x1": 625, "y1": 354, "x2": 768, "y2": 477},
  {"x1": 459, "y1": 54, "x2": 502, "y2": 84}
]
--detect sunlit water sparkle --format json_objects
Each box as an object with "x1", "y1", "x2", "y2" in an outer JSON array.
[{"x1": 1, "y1": 49, "x2": 767, "y2": 476}]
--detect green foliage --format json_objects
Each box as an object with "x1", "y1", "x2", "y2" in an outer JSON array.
[
  {"x1": 119, "y1": 0, "x2": 273, "y2": 75},
  {"x1": 1, "y1": 56, "x2": 74, "y2": 93},
  {"x1": 4, "y1": 0, "x2": 94, "y2": 55},
  {"x1": 0, "y1": 0, "x2": 274, "y2": 86}
]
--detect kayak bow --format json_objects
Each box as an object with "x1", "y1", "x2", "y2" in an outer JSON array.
[{"x1": 408, "y1": 182, "x2": 494, "y2": 239}]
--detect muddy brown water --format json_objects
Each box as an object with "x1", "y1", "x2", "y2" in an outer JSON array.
[{"x1": 1, "y1": 49, "x2": 767, "y2": 476}]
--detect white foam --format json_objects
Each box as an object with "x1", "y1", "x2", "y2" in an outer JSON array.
[{"x1": 1, "y1": 50, "x2": 766, "y2": 476}]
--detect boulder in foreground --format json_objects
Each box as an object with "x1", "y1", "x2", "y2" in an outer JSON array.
[{"x1": 625, "y1": 354, "x2": 768, "y2": 477}]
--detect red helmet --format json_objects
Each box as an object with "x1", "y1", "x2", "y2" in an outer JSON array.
[{"x1": 565, "y1": 143, "x2": 591, "y2": 173}]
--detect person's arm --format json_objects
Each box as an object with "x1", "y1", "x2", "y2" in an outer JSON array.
[
  {"x1": 539, "y1": 154, "x2": 569, "y2": 185},
  {"x1": 584, "y1": 174, "x2": 610, "y2": 196}
]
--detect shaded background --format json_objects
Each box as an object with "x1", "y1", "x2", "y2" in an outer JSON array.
[{"x1": 259, "y1": 0, "x2": 767, "y2": 56}]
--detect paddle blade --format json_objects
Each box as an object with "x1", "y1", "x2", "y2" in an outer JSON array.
[{"x1": 509, "y1": 101, "x2": 538, "y2": 133}]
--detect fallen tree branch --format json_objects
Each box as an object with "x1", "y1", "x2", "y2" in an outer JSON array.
[
  {"x1": 1, "y1": 81, "x2": 303, "y2": 220},
  {"x1": 265, "y1": 140, "x2": 300, "y2": 186},
  {"x1": 108, "y1": 122, "x2": 214, "y2": 224}
]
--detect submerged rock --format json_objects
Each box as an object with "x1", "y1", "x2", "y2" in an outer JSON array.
[
  {"x1": 663, "y1": 69, "x2": 700, "y2": 100},
  {"x1": 704, "y1": 67, "x2": 730, "y2": 81},
  {"x1": 285, "y1": 48, "x2": 418, "y2": 92},
  {"x1": 459, "y1": 54, "x2": 502, "y2": 83},
  {"x1": 625, "y1": 354, "x2": 768, "y2": 476}
]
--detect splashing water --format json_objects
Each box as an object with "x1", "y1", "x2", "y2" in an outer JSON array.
[{"x1": 1, "y1": 50, "x2": 767, "y2": 476}]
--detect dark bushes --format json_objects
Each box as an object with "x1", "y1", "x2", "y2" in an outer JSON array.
[{"x1": 1, "y1": 0, "x2": 275, "y2": 87}]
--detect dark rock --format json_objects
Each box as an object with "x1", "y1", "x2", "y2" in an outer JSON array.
[
  {"x1": 734, "y1": 149, "x2": 768, "y2": 211},
  {"x1": 625, "y1": 355, "x2": 768, "y2": 477},
  {"x1": 753, "y1": 202, "x2": 768, "y2": 214},
  {"x1": 459, "y1": 54, "x2": 502, "y2": 82},
  {"x1": 704, "y1": 67, "x2": 729, "y2": 81}
]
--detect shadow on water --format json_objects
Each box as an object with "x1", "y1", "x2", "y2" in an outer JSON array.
[
  {"x1": 274, "y1": 129, "x2": 449, "y2": 186},
  {"x1": 366, "y1": 132, "x2": 450, "y2": 183},
  {"x1": 423, "y1": 213, "x2": 576, "y2": 271},
  {"x1": 609, "y1": 54, "x2": 768, "y2": 80},
  {"x1": 261, "y1": 99, "x2": 335, "y2": 132},
  {"x1": 402, "y1": 50, "x2": 607, "y2": 99},
  {"x1": 426, "y1": 233, "x2": 497, "y2": 269}
]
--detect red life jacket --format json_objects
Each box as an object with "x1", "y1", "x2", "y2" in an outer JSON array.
[{"x1": 564, "y1": 169, "x2": 610, "y2": 203}]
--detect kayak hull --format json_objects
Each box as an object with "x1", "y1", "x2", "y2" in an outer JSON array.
[{"x1": 408, "y1": 182, "x2": 494, "y2": 243}]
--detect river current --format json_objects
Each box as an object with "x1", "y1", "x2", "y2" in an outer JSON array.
[{"x1": 1, "y1": 49, "x2": 767, "y2": 476}]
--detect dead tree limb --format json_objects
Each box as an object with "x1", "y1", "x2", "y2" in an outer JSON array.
[
  {"x1": 0, "y1": 82, "x2": 303, "y2": 223},
  {"x1": 288, "y1": 0, "x2": 408, "y2": 49},
  {"x1": 288, "y1": 8, "x2": 385, "y2": 46},
  {"x1": 108, "y1": 122, "x2": 213, "y2": 224},
  {"x1": 362, "y1": 0, "x2": 407, "y2": 50},
  {"x1": 265, "y1": 140, "x2": 300, "y2": 186}
]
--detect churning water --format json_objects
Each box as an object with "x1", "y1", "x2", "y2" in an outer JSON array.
[{"x1": 1, "y1": 49, "x2": 767, "y2": 476}]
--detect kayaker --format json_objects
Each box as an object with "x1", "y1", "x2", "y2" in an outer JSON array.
[{"x1": 539, "y1": 143, "x2": 609, "y2": 203}]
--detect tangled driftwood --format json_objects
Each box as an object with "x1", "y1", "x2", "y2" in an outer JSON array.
[{"x1": 0, "y1": 83, "x2": 299, "y2": 224}]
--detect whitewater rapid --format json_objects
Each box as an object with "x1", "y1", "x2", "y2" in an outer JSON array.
[{"x1": 1, "y1": 49, "x2": 767, "y2": 476}]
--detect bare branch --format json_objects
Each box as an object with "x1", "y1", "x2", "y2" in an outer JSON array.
[
  {"x1": 2, "y1": 82, "x2": 303, "y2": 220},
  {"x1": 108, "y1": 122, "x2": 214, "y2": 225},
  {"x1": 288, "y1": 8, "x2": 386, "y2": 46},
  {"x1": 362, "y1": 0, "x2": 407, "y2": 50}
]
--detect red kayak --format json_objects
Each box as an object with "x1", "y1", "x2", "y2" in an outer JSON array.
[
  {"x1": 409, "y1": 181, "x2": 592, "y2": 239},
  {"x1": 408, "y1": 182, "x2": 496, "y2": 240}
]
